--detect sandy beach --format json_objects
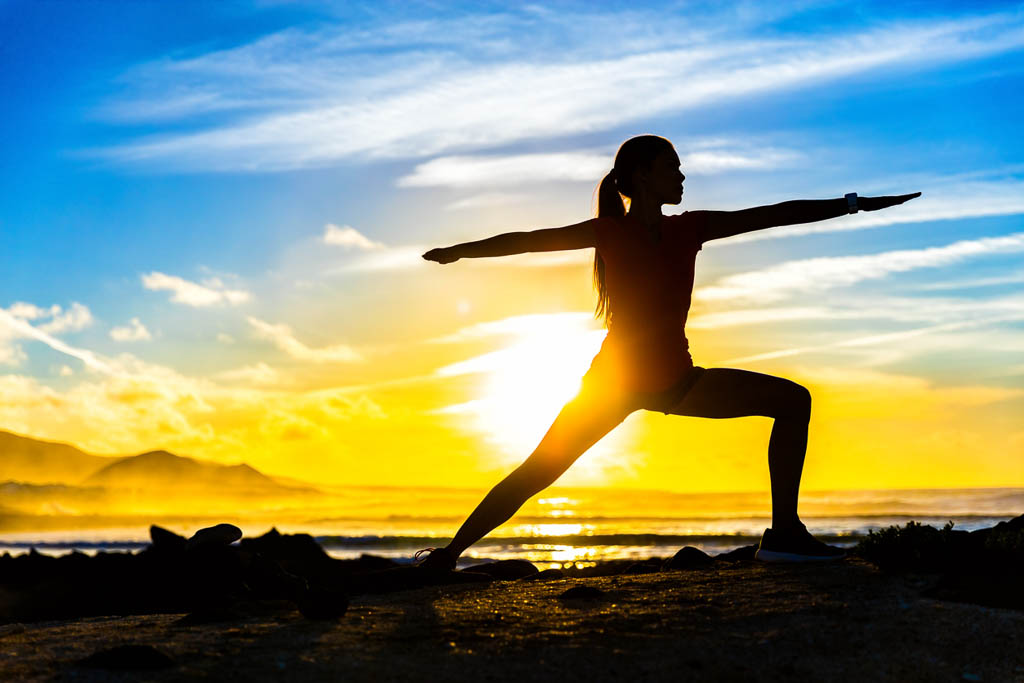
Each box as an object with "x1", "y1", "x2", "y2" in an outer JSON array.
[{"x1": 3, "y1": 557, "x2": 1023, "y2": 682}]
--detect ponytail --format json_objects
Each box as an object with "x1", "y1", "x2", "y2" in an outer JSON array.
[
  {"x1": 593, "y1": 170, "x2": 626, "y2": 327},
  {"x1": 592, "y1": 134, "x2": 674, "y2": 329}
]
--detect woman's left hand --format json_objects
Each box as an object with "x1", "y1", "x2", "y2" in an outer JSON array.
[
  {"x1": 860, "y1": 192, "x2": 921, "y2": 212},
  {"x1": 422, "y1": 247, "x2": 460, "y2": 264}
]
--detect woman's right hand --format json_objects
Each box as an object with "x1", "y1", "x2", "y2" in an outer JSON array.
[
  {"x1": 859, "y1": 192, "x2": 921, "y2": 212},
  {"x1": 422, "y1": 247, "x2": 460, "y2": 264}
]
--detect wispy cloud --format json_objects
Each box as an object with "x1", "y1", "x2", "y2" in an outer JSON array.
[
  {"x1": 915, "y1": 270, "x2": 1024, "y2": 291},
  {"x1": 399, "y1": 144, "x2": 798, "y2": 190},
  {"x1": 246, "y1": 316, "x2": 362, "y2": 363},
  {"x1": 110, "y1": 317, "x2": 152, "y2": 342},
  {"x1": 1, "y1": 302, "x2": 95, "y2": 367},
  {"x1": 5, "y1": 301, "x2": 94, "y2": 335},
  {"x1": 445, "y1": 192, "x2": 531, "y2": 211},
  {"x1": 322, "y1": 223, "x2": 384, "y2": 249},
  {"x1": 142, "y1": 272, "x2": 251, "y2": 307},
  {"x1": 216, "y1": 362, "x2": 282, "y2": 385},
  {"x1": 398, "y1": 152, "x2": 610, "y2": 188},
  {"x1": 0, "y1": 308, "x2": 113, "y2": 374},
  {"x1": 723, "y1": 313, "x2": 1024, "y2": 364},
  {"x1": 431, "y1": 312, "x2": 598, "y2": 344},
  {"x1": 690, "y1": 292, "x2": 1024, "y2": 329},
  {"x1": 96, "y1": 11, "x2": 1024, "y2": 171},
  {"x1": 696, "y1": 231, "x2": 1024, "y2": 303}
]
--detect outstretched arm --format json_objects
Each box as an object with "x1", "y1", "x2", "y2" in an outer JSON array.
[
  {"x1": 699, "y1": 193, "x2": 921, "y2": 243},
  {"x1": 422, "y1": 219, "x2": 596, "y2": 264}
]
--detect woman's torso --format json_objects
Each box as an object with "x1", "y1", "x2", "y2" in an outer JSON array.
[{"x1": 589, "y1": 211, "x2": 705, "y2": 393}]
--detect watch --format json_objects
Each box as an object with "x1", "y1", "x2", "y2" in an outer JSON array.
[{"x1": 845, "y1": 192, "x2": 859, "y2": 214}]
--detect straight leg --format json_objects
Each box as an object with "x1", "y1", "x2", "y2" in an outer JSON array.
[
  {"x1": 665, "y1": 367, "x2": 812, "y2": 531},
  {"x1": 445, "y1": 382, "x2": 636, "y2": 558}
]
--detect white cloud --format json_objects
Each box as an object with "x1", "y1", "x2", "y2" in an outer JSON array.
[
  {"x1": 331, "y1": 245, "x2": 429, "y2": 273},
  {"x1": 322, "y1": 223, "x2": 385, "y2": 249},
  {"x1": 915, "y1": 270, "x2": 1024, "y2": 291},
  {"x1": 216, "y1": 332, "x2": 236, "y2": 344},
  {"x1": 247, "y1": 316, "x2": 362, "y2": 363},
  {"x1": 6, "y1": 302, "x2": 60, "y2": 320},
  {"x1": 431, "y1": 312, "x2": 597, "y2": 344},
  {"x1": 96, "y1": 11, "x2": 1024, "y2": 171},
  {"x1": 216, "y1": 362, "x2": 281, "y2": 385},
  {"x1": 0, "y1": 308, "x2": 114, "y2": 374},
  {"x1": 142, "y1": 272, "x2": 251, "y2": 307},
  {"x1": 696, "y1": 231, "x2": 1024, "y2": 303},
  {"x1": 397, "y1": 152, "x2": 611, "y2": 188},
  {"x1": 37, "y1": 303, "x2": 93, "y2": 335},
  {"x1": 723, "y1": 313, "x2": 1024, "y2": 365},
  {"x1": 690, "y1": 292, "x2": 1024, "y2": 329},
  {"x1": 1, "y1": 302, "x2": 95, "y2": 367},
  {"x1": 445, "y1": 192, "x2": 530, "y2": 211},
  {"x1": 59, "y1": 365, "x2": 74, "y2": 377},
  {"x1": 0, "y1": 343, "x2": 26, "y2": 367},
  {"x1": 110, "y1": 317, "x2": 152, "y2": 342},
  {"x1": 5, "y1": 302, "x2": 93, "y2": 335}
]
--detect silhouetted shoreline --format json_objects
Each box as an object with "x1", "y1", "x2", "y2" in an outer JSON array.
[{"x1": 1, "y1": 517, "x2": 1022, "y2": 680}]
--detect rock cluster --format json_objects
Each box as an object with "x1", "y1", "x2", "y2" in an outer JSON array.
[{"x1": 854, "y1": 513, "x2": 1024, "y2": 610}]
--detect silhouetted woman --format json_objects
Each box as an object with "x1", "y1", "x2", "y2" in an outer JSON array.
[{"x1": 421, "y1": 135, "x2": 919, "y2": 566}]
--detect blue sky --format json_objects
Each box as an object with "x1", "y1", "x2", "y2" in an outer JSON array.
[{"x1": 1, "y1": 0, "x2": 1022, "y2": 488}]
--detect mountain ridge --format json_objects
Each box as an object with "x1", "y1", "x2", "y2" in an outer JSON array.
[{"x1": 0, "y1": 430, "x2": 316, "y2": 495}]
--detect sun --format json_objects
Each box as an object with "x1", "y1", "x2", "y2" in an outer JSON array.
[{"x1": 437, "y1": 313, "x2": 639, "y2": 483}]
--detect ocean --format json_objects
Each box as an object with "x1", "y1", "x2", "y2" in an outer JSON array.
[{"x1": 1, "y1": 486, "x2": 1020, "y2": 569}]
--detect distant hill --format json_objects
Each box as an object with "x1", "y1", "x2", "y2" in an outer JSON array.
[
  {"x1": 0, "y1": 430, "x2": 123, "y2": 485},
  {"x1": 0, "y1": 430, "x2": 317, "y2": 496},
  {"x1": 83, "y1": 450, "x2": 313, "y2": 495}
]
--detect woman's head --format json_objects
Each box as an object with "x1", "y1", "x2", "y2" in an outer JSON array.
[{"x1": 596, "y1": 135, "x2": 682, "y2": 217}]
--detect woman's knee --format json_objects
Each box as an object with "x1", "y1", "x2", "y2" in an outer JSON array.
[
  {"x1": 509, "y1": 452, "x2": 567, "y2": 492},
  {"x1": 770, "y1": 380, "x2": 811, "y2": 420}
]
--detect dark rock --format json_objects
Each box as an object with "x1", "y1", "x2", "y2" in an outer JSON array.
[
  {"x1": 922, "y1": 567, "x2": 1024, "y2": 611},
  {"x1": 558, "y1": 585, "x2": 605, "y2": 600},
  {"x1": 716, "y1": 544, "x2": 758, "y2": 561},
  {"x1": 521, "y1": 568, "x2": 564, "y2": 581},
  {"x1": 149, "y1": 525, "x2": 187, "y2": 555},
  {"x1": 296, "y1": 585, "x2": 349, "y2": 620},
  {"x1": 665, "y1": 546, "x2": 714, "y2": 570},
  {"x1": 465, "y1": 559, "x2": 539, "y2": 580},
  {"x1": 622, "y1": 558, "x2": 662, "y2": 575},
  {"x1": 244, "y1": 552, "x2": 307, "y2": 600},
  {"x1": 187, "y1": 523, "x2": 242, "y2": 551},
  {"x1": 238, "y1": 529, "x2": 347, "y2": 588},
  {"x1": 78, "y1": 644, "x2": 175, "y2": 670},
  {"x1": 350, "y1": 554, "x2": 402, "y2": 572}
]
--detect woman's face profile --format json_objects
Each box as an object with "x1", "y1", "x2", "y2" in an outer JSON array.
[{"x1": 636, "y1": 147, "x2": 685, "y2": 206}]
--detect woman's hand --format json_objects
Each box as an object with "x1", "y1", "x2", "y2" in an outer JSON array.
[
  {"x1": 860, "y1": 192, "x2": 921, "y2": 212},
  {"x1": 422, "y1": 247, "x2": 461, "y2": 264}
]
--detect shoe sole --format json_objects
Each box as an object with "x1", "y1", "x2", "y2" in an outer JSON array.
[{"x1": 754, "y1": 549, "x2": 846, "y2": 563}]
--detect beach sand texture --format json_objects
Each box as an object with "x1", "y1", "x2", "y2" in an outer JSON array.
[{"x1": 2, "y1": 558, "x2": 1022, "y2": 682}]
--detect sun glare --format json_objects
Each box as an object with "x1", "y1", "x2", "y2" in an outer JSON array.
[{"x1": 437, "y1": 313, "x2": 639, "y2": 481}]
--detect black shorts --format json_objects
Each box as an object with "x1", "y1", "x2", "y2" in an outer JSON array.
[{"x1": 635, "y1": 365, "x2": 706, "y2": 414}]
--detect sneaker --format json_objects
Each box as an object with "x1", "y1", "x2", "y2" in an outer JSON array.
[
  {"x1": 754, "y1": 524, "x2": 846, "y2": 563},
  {"x1": 413, "y1": 547, "x2": 457, "y2": 571}
]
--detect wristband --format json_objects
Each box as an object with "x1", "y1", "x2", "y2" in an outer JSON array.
[{"x1": 845, "y1": 192, "x2": 859, "y2": 214}]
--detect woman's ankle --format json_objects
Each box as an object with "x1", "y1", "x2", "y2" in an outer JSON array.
[{"x1": 771, "y1": 519, "x2": 804, "y2": 535}]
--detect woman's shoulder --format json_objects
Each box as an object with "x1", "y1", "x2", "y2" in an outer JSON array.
[
  {"x1": 664, "y1": 210, "x2": 707, "y2": 226},
  {"x1": 664, "y1": 211, "x2": 706, "y2": 250}
]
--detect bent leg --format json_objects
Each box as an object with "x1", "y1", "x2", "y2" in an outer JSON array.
[
  {"x1": 664, "y1": 368, "x2": 812, "y2": 531},
  {"x1": 445, "y1": 384, "x2": 636, "y2": 558}
]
